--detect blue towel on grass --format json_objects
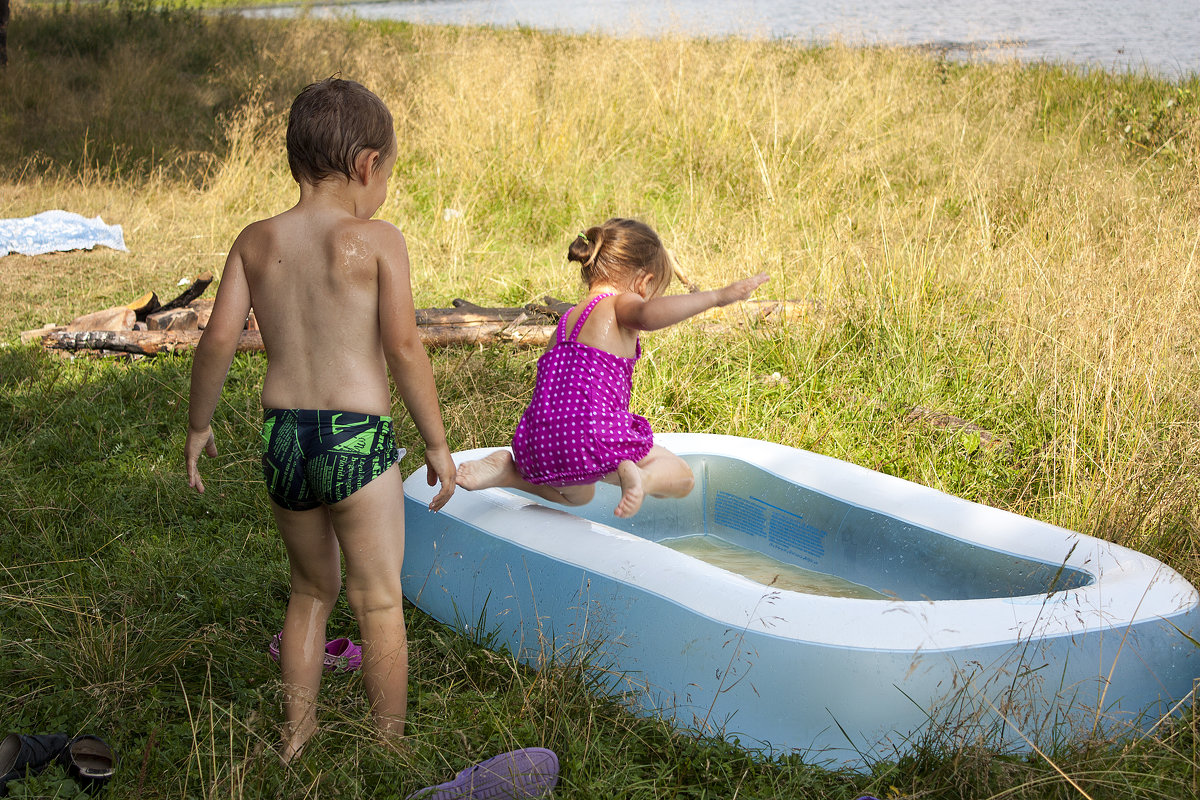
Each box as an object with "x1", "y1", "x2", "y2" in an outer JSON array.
[{"x1": 0, "y1": 210, "x2": 127, "y2": 257}]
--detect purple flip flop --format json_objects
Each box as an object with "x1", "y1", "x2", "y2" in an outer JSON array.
[
  {"x1": 408, "y1": 747, "x2": 559, "y2": 800},
  {"x1": 268, "y1": 632, "x2": 364, "y2": 672}
]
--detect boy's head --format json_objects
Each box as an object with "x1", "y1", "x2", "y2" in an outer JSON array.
[{"x1": 286, "y1": 78, "x2": 395, "y2": 186}]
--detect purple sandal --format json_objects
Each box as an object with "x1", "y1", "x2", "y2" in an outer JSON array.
[
  {"x1": 407, "y1": 747, "x2": 559, "y2": 800},
  {"x1": 268, "y1": 633, "x2": 364, "y2": 672},
  {"x1": 323, "y1": 637, "x2": 363, "y2": 672}
]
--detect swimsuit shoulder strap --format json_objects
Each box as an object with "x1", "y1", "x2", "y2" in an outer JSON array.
[
  {"x1": 566, "y1": 293, "x2": 615, "y2": 343},
  {"x1": 555, "y1": 306, "x2": 573, "y2": 342}
]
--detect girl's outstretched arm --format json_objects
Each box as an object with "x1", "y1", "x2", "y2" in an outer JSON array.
[{"x1": 614, "y1": 272, "x2": 769, "y2": 332}]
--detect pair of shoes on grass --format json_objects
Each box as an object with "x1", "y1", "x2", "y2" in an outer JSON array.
[
  {"x1": 268, "y1": 632, "x2": 363, "y2": 672},
  {"x1": 0, "y1": 733, "x2": 116, "y2": 796},
  {"x1": 408, "y1": 748, "x2": 558, "y2": 800}
]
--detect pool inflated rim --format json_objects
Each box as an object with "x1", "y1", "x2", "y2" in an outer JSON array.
[{"x1": 408, "y1": 434, "x2": 1197, "y2": 653}]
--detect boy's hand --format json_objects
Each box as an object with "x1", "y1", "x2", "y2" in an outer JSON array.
[
  {"x1": 716, "y1": 273, "x2": 770, "y2": 307},
  {"x1": 185, "y1": 425, "x2": 218, "y2": 494},
  {"x1": 424, "y1": 445, "x2": 457, "y2": 512}
]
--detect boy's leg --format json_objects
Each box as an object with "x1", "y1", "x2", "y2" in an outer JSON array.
[
  {"x1": 610, "y1": 445, "x2": 695, "y2": 518},
  {"x1": 326, "y1": 464, "x2": 409, "y2": 736},
  {"x1": 457, "y1": 450, "x2": 595, "y2": 506},
  {"x1": 273, "y1": 502, "x2": 342, "y2": 762}
]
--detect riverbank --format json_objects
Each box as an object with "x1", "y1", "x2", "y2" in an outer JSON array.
[{"x1": 1, "y1": 4, "x2": 1198, "y2": 798}]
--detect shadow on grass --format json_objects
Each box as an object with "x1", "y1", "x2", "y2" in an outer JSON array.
[{"x1": 1, "y1": 1, "x2": 308, "y2": 180}]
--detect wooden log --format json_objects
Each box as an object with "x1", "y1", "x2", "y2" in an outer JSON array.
[
  {"x1": 444, "y1": 298, "x2": 560, "y2": 324},
  {"x1": 418, "y1": 322, "x2": 554, "y2": 348},
  {"x1": 146, "y1": 307, "x2": 198, "y2": 331},
  {"x1": 66, "y1": 306, "x2": 136, "y2": 332},
  {"x1": 44, "y1": 330, "x2": 262, "y2": 356},
  {"x1": 190, "y1": 298, "x2": 214, "y2": 329},
  {"x1": 667, "y1": 250, "x2": 701, "y2": 293},
  {"x1": 903, "y1": 405, "x2": 1011, "y2": 455},
  {"x1": 530, "y1": 296, "x2": 572, "y2": 318},
  {"x1": 160, "y1": 271, "x2": 213, "y2": 312},
  {"x1": 127, "y1": 291, "x2": 161, "y2": 321},
  {"x1": 42, "y1": 322, "x2": 555, "y2": 356},
  {"x1": 20, "y1": 324, "x2": 63, "y2": 344},
  {"x1": 416, "y1": 306, "x2": 533, "y2": 325}
]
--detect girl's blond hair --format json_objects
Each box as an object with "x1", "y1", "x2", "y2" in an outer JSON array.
[{"x1": 567, "y1": 218, "x2": 673, "y2": 296}]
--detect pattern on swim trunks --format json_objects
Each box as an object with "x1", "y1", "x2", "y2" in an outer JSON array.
[{"x1": 261, "y1": 409, "x2": 399, "y2": 510}]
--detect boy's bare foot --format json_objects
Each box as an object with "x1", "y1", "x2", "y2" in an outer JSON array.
[
  {"x1": 456, "y1": 450, "x2": 516, "y2": 491},
  {"x1": 378, "y1": 730, "x2": 411, "y2": 759},
  {"x1": 278, "y1": 718, "x2": 317, "y2": 766},
  {"x1": 614, "y1": 461, "x2": 645, "y2": 518}
]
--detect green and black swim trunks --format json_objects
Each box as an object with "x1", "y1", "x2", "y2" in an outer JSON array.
[{"x1": 261, "y1": 408, "x2": 403, "y2": 511}]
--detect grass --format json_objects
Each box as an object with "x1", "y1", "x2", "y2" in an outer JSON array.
[{"x1": 1, "y1": 1, "x2": 1199, "y2": 797}]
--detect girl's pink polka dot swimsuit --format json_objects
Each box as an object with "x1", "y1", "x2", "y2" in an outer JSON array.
[{"x1": 512, "y1": 293, "x2": 654, "y2": 485}]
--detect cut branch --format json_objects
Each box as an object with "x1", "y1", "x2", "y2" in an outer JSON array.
[
  {"x1": 45, "y1": 330, "x2": 262, "y2": 356},
  {"x1": 903, "y1": 405, "x2": 1011, "y2": 455},
  {"x1": 159, "y1": 272, "x2": 213, "y2": 313},
  {"x1": 42, "y1": 322, "x2": 555, "y2": 356}
]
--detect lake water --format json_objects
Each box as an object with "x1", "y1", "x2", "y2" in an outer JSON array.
[
  {"x1": 662, "y1": 535, "x2": 888, "y2": 599},
  {"x1": 247, "y1": 0, "x2": 1200, "y2": 78}
]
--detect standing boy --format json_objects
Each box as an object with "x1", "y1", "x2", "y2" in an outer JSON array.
[{"x1": 185, "y1": 78, "x2": 455, "y2": 760}]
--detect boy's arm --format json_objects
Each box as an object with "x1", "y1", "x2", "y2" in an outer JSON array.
[
  {"x1": 185, "y1": 242, "x2": 253, "y2": 494},
  {"x1": 376, "y1": 225, "x2": 456, "y2": 511},
  {"x1": 614, "y1": 272, "x2": 769, "y2": 332}
]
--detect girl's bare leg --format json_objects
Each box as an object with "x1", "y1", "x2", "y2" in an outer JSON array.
[
  {"x1": 457, "y1": 449, "x2": 596, "y2": 506},
  {"x1": 610, "y1": 445, "x2": 695, "y2": 518},
  {"x1": 272, "y1": 502, "x2": 341, "y2": 763},
  {"x1": 327, "y1": 465, "x2": 410, "y2": 737}
]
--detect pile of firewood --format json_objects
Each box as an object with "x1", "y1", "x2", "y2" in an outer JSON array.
[
  {"x1": 20, "y1": 271, "x2": 808, "y2": 357},
  {"x1": 20, "y1": 272, "x2": 574, "y2": 356}
]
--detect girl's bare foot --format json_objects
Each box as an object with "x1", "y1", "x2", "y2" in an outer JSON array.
[
  {"x1": 456, "y1": 450, "x2": 516, "y2": 490},
  {"x1": 614, "y1": 461, "x2": 646, "y2": 518}
]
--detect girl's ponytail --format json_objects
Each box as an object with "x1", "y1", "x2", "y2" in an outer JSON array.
[
  {"x1": 567, "y1": 226, "x2": 604, "y2": 276},
  {"x1": 566, "y1": 219, "x2": 670, "y2": 295}
]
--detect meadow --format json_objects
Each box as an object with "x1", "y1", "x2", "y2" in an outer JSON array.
[{"x1": 1, "y1": 1, "x2": 1198, "y2": 797}]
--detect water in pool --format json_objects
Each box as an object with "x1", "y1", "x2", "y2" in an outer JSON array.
[{"x1": 663, "y1": 535, "x2": 888, "y2": 599}]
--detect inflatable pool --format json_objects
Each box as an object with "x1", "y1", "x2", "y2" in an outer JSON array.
[{"x1": 402, "y1": 433, "x2": 1200, "y2": 766}]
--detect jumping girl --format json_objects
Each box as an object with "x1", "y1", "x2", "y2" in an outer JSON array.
[{"x1": 456, "y1": 217, "x2": 767, "y2": 517}]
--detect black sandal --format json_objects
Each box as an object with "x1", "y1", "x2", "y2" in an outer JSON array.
[
  {"x1": 0, "y1": 733, "x2": 69, "y2": 795},
  {"x1": 57, "y1": 736, "x2": 116, "y2": 796}
]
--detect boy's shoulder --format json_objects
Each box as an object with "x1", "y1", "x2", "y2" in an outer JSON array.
[
  {"x1": 233, "y1": 211, "x2": 404, "y2": 251},
  {"x1": 232, "y1": 211, "x2": 287, "y2": 247},
  {"x1": 346, "y1": 215, "x2": 404, "y2": 239},
  {"x1": 342, "y1": 216, "x2": 408, "y2": 258},
  {"x1": 313, "y1": 212, "x2": 405, "y2": 245}
]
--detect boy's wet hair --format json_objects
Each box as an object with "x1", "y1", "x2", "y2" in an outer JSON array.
[
  {"x1": 287, "y1": 77, "x2": 395, "y2": 186},
  {"x1": 567, "y1": 218, "x2": 673, "y2": 296}
]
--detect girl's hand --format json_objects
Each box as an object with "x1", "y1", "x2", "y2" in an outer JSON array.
[
  {"x1": 424, "y1": 444, "x2": 458, "y2": 512},
  {"x1": 185, "y1": 425, "x2": 218, "y2": 494},
  {"x1": 715, "y1": 273, "x2": 770, "y2": 307}
]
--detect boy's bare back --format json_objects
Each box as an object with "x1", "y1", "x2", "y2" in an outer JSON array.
[{"x1": 229, "y1": 202, "x2": 413, "y2": 416}]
